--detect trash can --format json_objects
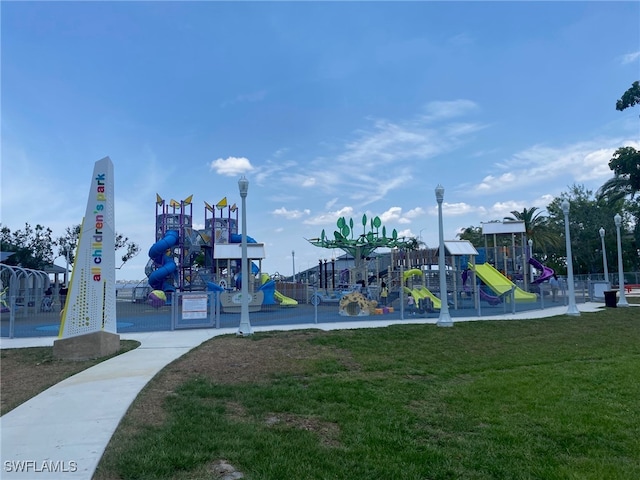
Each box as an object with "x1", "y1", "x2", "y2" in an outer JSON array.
[{"x1": 604, "y1": 290, "x2": 618, "y2": 308}]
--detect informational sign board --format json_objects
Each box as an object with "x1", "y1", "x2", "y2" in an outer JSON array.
[{"x1": 181, "y1": 294, "x2": 208, "y2": 320}]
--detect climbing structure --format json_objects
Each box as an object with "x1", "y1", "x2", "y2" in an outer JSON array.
[
  {"x1": 147, "y1": 194, "x2": 243, "y2": 294},
  {"x1": 307, "y1": 214, "x2": 417, "y2": 284}
]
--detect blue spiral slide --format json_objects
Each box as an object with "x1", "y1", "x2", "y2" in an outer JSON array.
[{"x1": 148, "y1": 230, "x2": 179, "y2": 291}]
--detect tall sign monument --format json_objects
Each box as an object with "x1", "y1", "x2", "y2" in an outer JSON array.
[{"x1": 55, "y1": 157, "x2": 119, "y2": 359}]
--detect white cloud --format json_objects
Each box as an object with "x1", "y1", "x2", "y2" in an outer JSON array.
[
  {"x1": 272, "y1": 207, "x2": 311, "y2": 219},
  {"x1": 380, "y1": 207, "x2": 403, "y2": 223},
  {"x1": 576, "y1": 148, "x2": 619, "y2": 181},
  {"x1": 619, "y1": 51, "x2": 640, "y2": 65},
  {"x1": 272, "y1": 147, "x2": 289, "y2": 158},
  {"x1": 470, "y1": 140, "x2": 639, "y2": 196},
  {"x1": 489, "y1": 201, "x2": 527, "y2": 218},
  {"x1": 302, "y1": 177, "x2": 316, "y2": 187},
  {"x1": 325, "y1": 198, "x2": 339, "y2": 210},
  {"x1": 250, "y1": 101, "x2": 485, "y2": 209},
  {"x1": 422, "y1": 99, "x2": 479, "y2": 121},
  {"x1": 303, "y1": 206, "x2": 355, "y2": 226},
  {"x1": 444, "y1": 202, "x2": 487, "y2": 216},
  {"x1": 254, "y1": 159, "x2": 297, "y2": 184},
  {"x1": 209, "y1": 156, "x2": 255, "y2": 176},
  {"x1": 404, "y1": 207, "x2": 426, "y2": 219}
]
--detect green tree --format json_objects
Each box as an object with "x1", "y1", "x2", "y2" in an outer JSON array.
[
  {"x1": 616, "y1": 80, "x2": 640, "y2": 111},
  {"x1": 55, "y1": 225, "x2": 80, "y2": 266},
  {"x1": 598, "y1": 146, "x2": 640, "y2": 203},
  {"x1": 546, "y1": 184, "x2": 636, "y2": 274},
  {"x1": 456, "y1": 226, "x2": 484, "y2": 246},
  {"x1": 503, "y1": 207, "x2": 560, "y2": 254},
  {"x1": 0, "y1": 223, "x2": 55, "y2": 269},
  {"x1": 115, "y1": 232, "x2": 141, "y2": 268},
  {"x1": 55, "y1": 224, "x2": 140, "y2": 269}
]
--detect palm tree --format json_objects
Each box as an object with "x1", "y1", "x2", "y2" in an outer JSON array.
[
  {"x1": 597, "y1": 146, "x2": 640, "y2": 203},
  {"x1": 504, "y1": 207, "x2": 560, "y2": 253}
]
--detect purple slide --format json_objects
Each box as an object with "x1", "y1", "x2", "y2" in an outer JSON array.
[
  {"x1": 479, "y1": 287, "x2": 502, "y2": 306},
  {"x1": 462, "y1": 269, "x2": 502, "y2": 305},
  {"x1": 529, "y1": 257, "x2": 554, "y2": 284}
]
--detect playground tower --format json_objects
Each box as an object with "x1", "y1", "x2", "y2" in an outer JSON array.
[{"x1": 146, "y1": 194, "x2": 243, "y2": 296}]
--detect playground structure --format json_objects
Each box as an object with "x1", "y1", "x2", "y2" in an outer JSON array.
[
  {"x1": 403, "y1": 268, "x2": 442, "y2": 312},
  {"x1": 146, "y1": 194, "x2": 297, "y2": 311},
  {"x1": 307, "y1": 214, "x2": 419, "y2": 315},
  {"x1": 146, "y1": 207, "x2": 557, "y2": 316},
  {"x1": 306, "y1": 215, "x2": 537, "y2": 314}
]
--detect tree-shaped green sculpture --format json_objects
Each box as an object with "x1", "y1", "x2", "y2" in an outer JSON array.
[{"x1": 307, "y1": 214, "x2": 417, "y2": 262}]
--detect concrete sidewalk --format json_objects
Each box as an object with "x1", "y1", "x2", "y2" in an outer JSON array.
[{"x1": 0, "y1": 304, "x2": 604, "y2": 479}]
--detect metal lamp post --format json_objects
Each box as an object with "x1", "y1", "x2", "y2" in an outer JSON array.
[
  {"x1": 435, "y1": 185, "x2": 453, "y2": 327},
  {"x1": 599, "y1": 227, "x2": 609, "y2": 284},
  {"x1": 561, "y1": 200, "x2": 580, "y2": 316},
  {"x1": 237, "y1": 176, "x2": 253, "y2": 336},
  {"x1": 292, "y1": 250, "x2": 296, "y2": 283},
  {"x1": 614, "y1": 214, "x2": 629, "y2": 307},
  {"x1": 528, "y1": 239, "x2": 534, "y2": 283}
]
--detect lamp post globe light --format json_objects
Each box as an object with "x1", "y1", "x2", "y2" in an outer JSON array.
[
  {"x1": 614, "y1": 214, "x2": 629, "y2": 307},
  {"x1": 599, "y1": 227, "x2": 609, "y2": 285},
  {"x1": 561, "y1": 200, "x2": 580, "y2": 316},
  {"x1": 435, "y1": 185, "x2": 453, "y2": 327},
  {"x1": 237, "y1": 175, "x2": 253, "y2": 336}
]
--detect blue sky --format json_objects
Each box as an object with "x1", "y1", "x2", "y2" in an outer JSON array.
[{"x1": 2, "y1": 1, "x2": 639, "y2": 281}]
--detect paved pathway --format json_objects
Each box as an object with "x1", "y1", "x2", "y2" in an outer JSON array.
[{"x1": 0, "y1": 304, "x2": 606, "y2": 479}]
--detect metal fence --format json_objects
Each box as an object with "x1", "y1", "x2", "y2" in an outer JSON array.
[{"x1": 2, "y1": 272, "x2": 638, "y2": 339}]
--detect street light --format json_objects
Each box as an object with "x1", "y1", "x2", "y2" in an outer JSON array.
[
  {"x1": 614, "y1": 214, "x2": 629, "y2": 307},
  {"x1": 599, "y1": 227, "x2": 609, "y2": 284},
  {"x1": 435, "y1": 185, "x2": 453, "y2": 327},
  {"x1": 237, "y1": 175, "x2": 253, "y2": 336},
  {"x1": 292, "y1": 250, "x2": 296, "y2": 283},
  {"x1": 561, "y1": 200, "x2": 580, "y2": 316},
  {"x1": 528, "y1": 239, "x2": 534, "y2": 283}
]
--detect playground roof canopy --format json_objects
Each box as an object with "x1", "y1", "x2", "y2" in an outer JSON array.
[
  {"x1": 481, "y1": 221, "x2": 526, "y2": 235},
  {"x1": 444, "y1": 240, "x2": 478, "y2": 256},
  {"x1": 43, "y1": 264, "x2": 68, "y2": 275}
]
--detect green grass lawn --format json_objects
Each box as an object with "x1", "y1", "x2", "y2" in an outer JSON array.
[{"x1": 98, "y1": 308, "x2": 640, "y2": 480}]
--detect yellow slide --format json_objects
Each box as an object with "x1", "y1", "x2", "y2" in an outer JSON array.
[
  {"x1": 261, "y1": 274, "x2": 298, "y2": 307},
  {"x1": 402, "y1": 269, "x2": 441, "y2": 309},
  {"x1": 471, "y1": 263, "x2": 537, "y2": 303},
  {"x1": 403, "y1": 286, "x2": 441, "y2": 310},
  {"x1": 274, "y1": 290, "x2": 298, "y2": 307},
  {"x1": 414, "y1": 286, "x2": 442, "y2": 309}
]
